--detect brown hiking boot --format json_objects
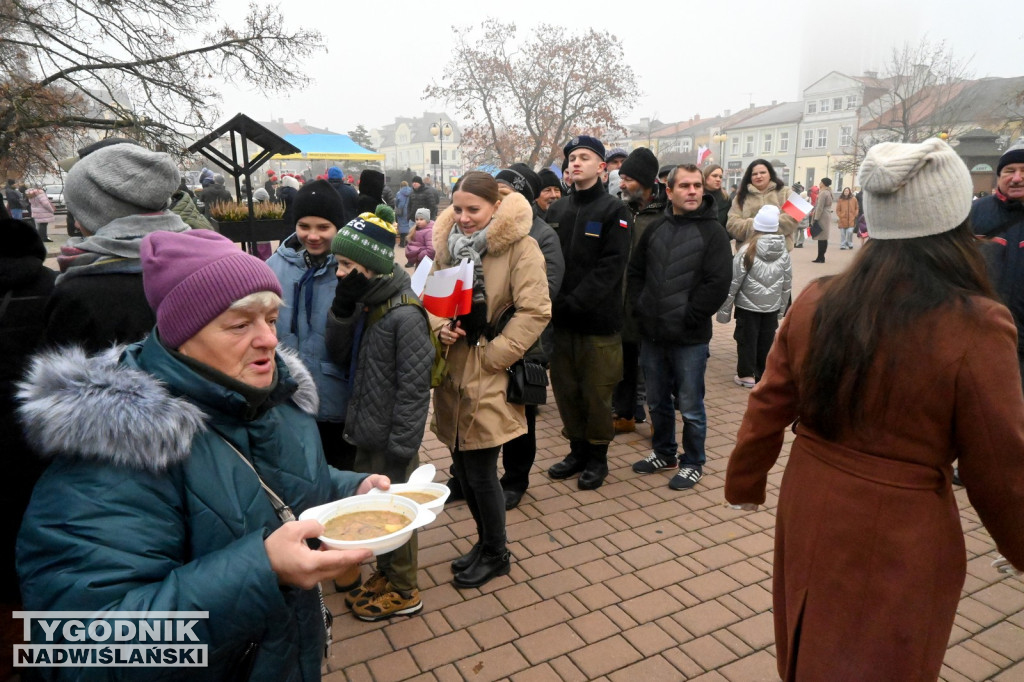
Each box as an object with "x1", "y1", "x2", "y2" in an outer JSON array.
[
  {"x1": 351, "y1": 586, "x2": 423, "y2": 621},
  {"x1": 613, "y1": 416, "x2": 636, "y2": 433},
  {"x1": 344, "y1": 570, "x2": 388, "y2": 607}
]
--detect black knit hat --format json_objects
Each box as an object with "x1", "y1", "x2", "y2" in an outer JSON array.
[
  {"x1": 359, "y1": 169, "x2": 385, "y2": 201},
  {"x1": 538, "y1": 169, "x2": 561, "y2": 192},
  {"x1": 411, "y1": 175, "x2": 423, "y2": 185},
  {"x1": 293, "y1": 179, "x2": 346, "y2": 229},
  {"x1": 618, "y1": 148, "x2": 659, "y2": 189},
  {"x1": 998, "y1": 141, "x2": 1024, "y2": 176},
  {"x1": 496, "y1": 163, "x2": 541, "y2": 203},
  {"x1": 0, "y1": 218, "x2": 46, "y2": 260},
  {"x1": 563, "y1": 135, "x2": 605, "y2": 160}
]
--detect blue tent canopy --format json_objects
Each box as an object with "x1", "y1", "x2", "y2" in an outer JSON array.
[{"x1": 273, "y1": 134, "x2": 384, "y2": 161}]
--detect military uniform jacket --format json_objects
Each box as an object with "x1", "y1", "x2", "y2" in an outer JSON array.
[{"x1": 544, "y1": 182, "x2": 633, "y2": 335}]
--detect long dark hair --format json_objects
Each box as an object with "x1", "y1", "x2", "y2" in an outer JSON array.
[
  {"x1": 736, "y1": 159, "x2": 783, "y2": 209},
  {"x1": 799, "y1": 221, "x2": 997, "y2": 440}
]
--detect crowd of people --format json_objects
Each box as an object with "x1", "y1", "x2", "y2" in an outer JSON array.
[{"x1": 3, "y1": 130, "x2": 1024, "y2": 680}]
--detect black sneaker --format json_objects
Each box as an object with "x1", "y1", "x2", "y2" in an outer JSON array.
[
  {"x1": 632, "y1": 452, "x2": 676, "y2": 474},
  {"x1": 669, "y1": 465, "x2": 703, "y2": 490},
  {"x1": 634, "y1": 405, "x2": 647, "y2": 424}
]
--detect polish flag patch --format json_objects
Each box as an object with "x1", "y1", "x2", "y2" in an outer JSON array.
[{"x1": 619, "y1": 219, "x2": 628, "y2": 229}]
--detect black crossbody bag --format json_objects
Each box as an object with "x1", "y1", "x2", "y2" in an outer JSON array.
[{"x1": 487, "y1": 304, "x2": 548, "y2": 406}]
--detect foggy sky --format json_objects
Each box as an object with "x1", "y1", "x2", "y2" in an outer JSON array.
[{"x1": 210, "y1": 0, "x2": 1021, "y2": 134}]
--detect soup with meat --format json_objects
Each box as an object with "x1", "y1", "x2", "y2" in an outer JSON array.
[
  {"x1": 395, "y1": 491, "x2": 440, "y2": 504},
  {"x1": 323, "y1": 510, "x2": 411, "y2": 541}
]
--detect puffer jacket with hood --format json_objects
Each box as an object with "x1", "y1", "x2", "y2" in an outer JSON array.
[
  {"x1": 267, "y1": 235, "x2": 351, "y2": 422},
  {"x1": 722, "y1": 233, "x2": 793, "y2": 315},
  {"x1": 428, "y1": 192, "x2": 551, "y2": 451},
  {"x1": 326, "y1": 168, "x2": 359, "y2": 224},
  {"x1": 16, "y1": 338, "x2": 368, "y2": 682}
]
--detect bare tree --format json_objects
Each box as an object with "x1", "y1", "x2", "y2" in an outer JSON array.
[
  {"x1": 0, "y1": 0, "x2": 324, "y2": 176},
  {"x1": 424, "y1": 19, "x2": 641, "y2": 169},
  {"x1": 861, "y1": 38, "x2": 974, "y2": 144}
]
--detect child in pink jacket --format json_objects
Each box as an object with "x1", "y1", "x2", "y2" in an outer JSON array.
[{"x1": 404, "y1": 208, "x2": 435, "y2": 268}]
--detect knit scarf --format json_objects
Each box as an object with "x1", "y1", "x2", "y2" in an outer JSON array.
[
  {"x1": 57, "y1": 212, "x2": 189, "y2": 282},
  {"x1": 447, "y1": 222, "x2": 490, "y2": 302}
]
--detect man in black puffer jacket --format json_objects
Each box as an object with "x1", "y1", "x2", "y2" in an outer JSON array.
[
  {"x1": 627, "y1": 164, "x2": 731, "y2": 492},
  {"x1": 545, "y1": 136, "x2": 633, "y2": 491}
]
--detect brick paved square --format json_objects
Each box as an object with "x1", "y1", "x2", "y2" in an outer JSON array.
[
  {"x1": 454, "y1": 643, "x2": 531, "y2": 682},
  {"x1": 569, "y1": 635, "x2": 644, "y2": 679},
  {"x1": 515, "y1": 623, "x2": 587, "y2": 665}
]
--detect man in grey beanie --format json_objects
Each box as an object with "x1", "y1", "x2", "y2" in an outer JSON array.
[{"x1": 43, "y1": 143, "x2": 190, "y2": 351}]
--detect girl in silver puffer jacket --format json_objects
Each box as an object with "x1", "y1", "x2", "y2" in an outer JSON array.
[{"x1": 718, "y1": 205, "x2": 793, "y2": 387}]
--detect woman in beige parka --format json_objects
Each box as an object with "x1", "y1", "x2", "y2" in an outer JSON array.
[
  {"x1": 727, "y1": 159, "x2": 798, "y2": 251},
  {"x1": 431, "y1": 171, "x2": 551, "y2": 589}
]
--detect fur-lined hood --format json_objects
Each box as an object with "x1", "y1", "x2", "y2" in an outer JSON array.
[
  {"x1": 16, "y1": 344, "x2": 318, "y2": 474},
  {"x1": 432, "y1": 191, "x2": 533, "y2": 266}
]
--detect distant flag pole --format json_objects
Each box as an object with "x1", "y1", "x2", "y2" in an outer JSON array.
[{"x1": 781, "y1": 191, "x2": 813, "y2": 222}]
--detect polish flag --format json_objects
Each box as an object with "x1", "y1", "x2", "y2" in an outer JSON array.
[
  {"x1": 419, "y1": 258, "x2": 474, "y2": 319},
  {"x1": 781, "y1": 191, "x2": 813, "y2": 221},
  {"x1": 697, "y1": 145, "x2": 711, "y2": 165}
]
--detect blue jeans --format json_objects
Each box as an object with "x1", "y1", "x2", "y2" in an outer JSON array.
[{"x1": 640, "y1": 340, "x2": 709, "y2": 467}]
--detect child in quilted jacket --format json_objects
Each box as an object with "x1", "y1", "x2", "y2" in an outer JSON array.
[{"x1": 404, "y1": 208, "x2": 435, "y2": 268}]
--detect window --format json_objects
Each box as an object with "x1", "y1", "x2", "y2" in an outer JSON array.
[
  {"x1": 745, "y1": 135, "x2": 754, "y2": 154},
  {"x1": 681, "y1": 138, "x2": 692, "y2": 152},
  {"x1": 833, "y1": 97, "x2": 843, "y2": 111},
  {"x1": 817, "y1": 129, "x2": 828, "y2": 148},
  {"x1": 763, "y1": 133, "x2": 773, "y2": 154},
  {"x1": 731, "y1": 137, "x2": 739, "y2": 154},
  {"x1": 779, "y1": 131, "x2": 790, "y2": 152},
  {"x1": 820, "y1": 99, "x2": 831, "y2": 113},
  {"x1": 803, "y1": 129, "x2": 815, "y2": 149},
  {"x1": 846, "y1": 95, "x2": 858, "y2": 109},
  {"x1": 840, "y1": 126, "x2": 853, "y2": 147},
  {"x1": 807, "y1": 101, "x2": 817, "y2": 114}
]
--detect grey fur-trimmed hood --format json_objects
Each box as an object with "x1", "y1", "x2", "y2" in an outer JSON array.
[{"x1": 16, "y1": 345, "x2": 320, "y2": 473}]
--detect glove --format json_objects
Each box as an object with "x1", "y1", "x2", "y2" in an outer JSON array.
[
  {"x1": 456, "y1": 289, "x2": 488, "y2": 345},
  {"x1": 332, "y1": 270, "x2": 371, "y2": 317}
]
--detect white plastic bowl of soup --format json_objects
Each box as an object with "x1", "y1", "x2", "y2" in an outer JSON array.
[
  {"x1": 298, "y1": 494, "x2": 437, "y2": 555},
  {"x1": 366, "y1": 481, "x2": 450, "y2": 512}
]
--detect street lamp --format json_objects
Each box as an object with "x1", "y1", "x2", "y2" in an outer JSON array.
[
  {"x1": 430, "y1": 120, "x2": 453, "y2": 196},
  {"x1": 825, "y1": 151, "x2": 832, "y2": 179},
  {"x1": 712, "y1": 133, "x2": 728, "y2": 164}
]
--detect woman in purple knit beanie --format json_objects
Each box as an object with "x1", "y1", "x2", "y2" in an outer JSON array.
[{"x1": 16, "y1": 229, "x2": 391, "y2": 679}]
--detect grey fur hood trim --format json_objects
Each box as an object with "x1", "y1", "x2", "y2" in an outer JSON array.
[
  {"x1": 277, "y1": 346, "x2": 319, "y2": 416},
  {"x1": 432, "y1": 191, "x2": 533, "y2": 266},
  {"x1": 16, "y1": 345, "x2": 319, "y2": 473},
  {"x1": 16, "y1": 346, "x2": 206, "y2": 473}
]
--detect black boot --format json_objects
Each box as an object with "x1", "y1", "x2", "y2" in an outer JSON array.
[
  {"x1": 578, "y1": 443, "x2": 609, "y2": 490},
  {"x1": 451, "y1": 543, "x2": 482, "y2": 573},
  {"x1": 547, "y1": 440, "x2": 588, "y2": 479},
  {"x1": 453, "y1": 547, "x2": 511, "y2": 588}
]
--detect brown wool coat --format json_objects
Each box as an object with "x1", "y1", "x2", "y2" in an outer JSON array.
[
  {"x1": 726, "y1": 181, "x2": 799, "y2": 250},
  {"x1": 725, "y1": 282, "x2": 1024, "y2": 682},
  {"x1": 429, "y1": 192, "x2": 551, "y2": 451},
  {"x1": 835, "y1": 194, "x2": 859, "y2": 229}
]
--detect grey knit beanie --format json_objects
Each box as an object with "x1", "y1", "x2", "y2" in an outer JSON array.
[
  {"x1": 64, "y1": 144, "x2": 180, "y2": 232},
  {"x1": 857, "y1": 138, "x2": 972, "y2": 240}
]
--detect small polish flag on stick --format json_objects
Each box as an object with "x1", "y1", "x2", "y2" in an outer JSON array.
[
  {"x1": 697, "y1": 145, "x2": 712, "y2": 165},
  {"x1": 419, "y1": 258, "x2": 474, "y2": 319},
  {"x1": 781, "y1": 191, "x2": 813, "y2": 222}
]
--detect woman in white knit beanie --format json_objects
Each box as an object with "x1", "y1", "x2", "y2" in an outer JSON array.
[{"x1": 725, "y1": 138, "x2": 1024, "y2": 680}]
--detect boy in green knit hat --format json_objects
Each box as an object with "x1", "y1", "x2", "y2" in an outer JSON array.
[{"x1": 323, "y1": 206, "x2": 435, "y2": 621}]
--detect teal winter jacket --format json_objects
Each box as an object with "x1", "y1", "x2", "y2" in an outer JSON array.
[
  {"x1": 267, "y1": 235, "x2": 352, "y2": 423},
  {"x1": 16, "y1": 335, "x2": 367, "y2": 681}
]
